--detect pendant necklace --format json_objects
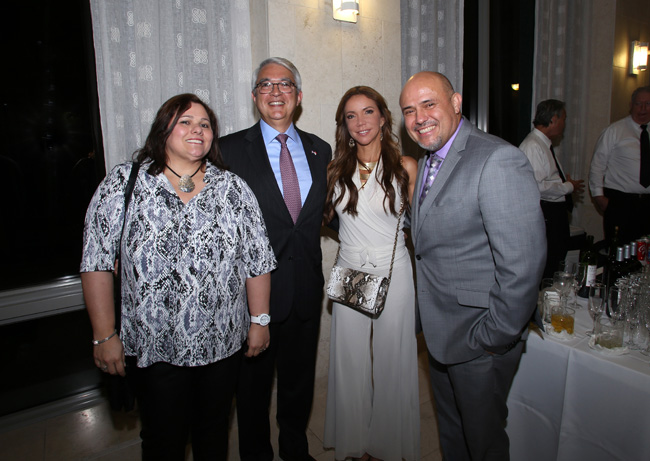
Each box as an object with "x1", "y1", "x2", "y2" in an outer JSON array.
[
  {"x1": 358, "y1": 159, "x2": 378, "y2": 190},
  {"x1": 166, "y1": 163, "x2": 203, "y2": 193}
]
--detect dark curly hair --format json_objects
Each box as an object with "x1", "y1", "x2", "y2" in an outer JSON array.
[
  {"x1": 324, "y1": 86, "x2": 409, "y2": 222},
  {"x1": 135, "y1": 93, "x2": 226, "y2": 175}
]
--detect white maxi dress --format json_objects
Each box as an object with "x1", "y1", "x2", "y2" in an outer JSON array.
[{"x1": 324, "y1": 163, "x2": 420, "y2": 460}]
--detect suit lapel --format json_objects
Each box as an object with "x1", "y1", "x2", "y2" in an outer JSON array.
[
  {"x1": 412, "y1": 155, "x2": 427, "y2": 234},
  {"x1": 243, "y1": 123, "x2": 288, "y2": 216},
  {"x1": 243, "y1": 124, "x2": 322, "y2": 226},
  {"x1": 296, "y1": 129, "x2": 323, "y2": 225},
  {"x1": 414, "y1": 120, "x2": 471, "y2": 239}
]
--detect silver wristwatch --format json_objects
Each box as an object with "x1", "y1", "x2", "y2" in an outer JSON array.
[{"x1": 250, "y1": 313, "x2": 271, "y2": 326}]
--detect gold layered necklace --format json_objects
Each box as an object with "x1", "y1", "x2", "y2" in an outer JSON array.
[{"x1": 358, "y1": 159, "x2": 378, "y2": 189}]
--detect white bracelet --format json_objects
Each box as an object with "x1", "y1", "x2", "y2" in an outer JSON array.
[{"x1": 92, "y1": 330, "x2": 118, "y2": 346}]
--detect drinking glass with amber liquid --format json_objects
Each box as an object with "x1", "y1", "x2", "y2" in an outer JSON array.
[{"x1": 550, "y1": 304, "x2": 575, "y2": 335}]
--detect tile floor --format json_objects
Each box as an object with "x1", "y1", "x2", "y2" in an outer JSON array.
[{"x1": 0, "y1": 336, "x2": 442, "y2": 461}]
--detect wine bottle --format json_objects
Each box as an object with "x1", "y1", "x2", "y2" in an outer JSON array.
[
  {"x1": 627, "y1": 242, "x2": 643, "y2": 274},
  {"x1": 608, "y1": 226, "x2": 620, "y2": 257},
  {"x1": 606, "y1": 247, "x2": 626, "y2": 288},
  {"x1": 577, "y1": 235, "x2": 598, "y2": 298},
  {"x1": 603, "y1": 229, "x2": 620, "y2": 287}
]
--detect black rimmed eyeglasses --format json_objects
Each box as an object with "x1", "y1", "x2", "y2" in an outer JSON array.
[{"x1": 255, "y1": 81, "x2": 296, "y2": 94}]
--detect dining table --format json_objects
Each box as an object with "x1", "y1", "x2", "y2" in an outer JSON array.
[{"x1": 506, "y1": 296, "x2": 650, "y2": 461}]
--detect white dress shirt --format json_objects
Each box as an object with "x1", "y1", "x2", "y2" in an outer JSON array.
[
  {"x1": 589, "y1": 115, "x2": 650, "y2": 196},
  {"x1": 519, "y1": 128, "x2": 572, "y2": 202}
]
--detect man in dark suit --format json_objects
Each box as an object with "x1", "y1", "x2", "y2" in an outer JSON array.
[
  {"x1": 219, "y1": 57, "x2": 331, "y2": 461},
  {"x1": 400, "y1": 71, "x2": 546, "y2": 460}
]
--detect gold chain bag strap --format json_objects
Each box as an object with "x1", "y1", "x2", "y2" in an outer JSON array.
[{"x1": 326, "y1": 201, "x2": 404, "y2": 317}]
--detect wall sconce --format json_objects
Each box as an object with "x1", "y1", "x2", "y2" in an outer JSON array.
[
  {"x1": 629, "y1": 40, "x2": 649, "y2": 75},
  {"x1": 333, "y1": 0, "x2": 359, "y2": 23}
]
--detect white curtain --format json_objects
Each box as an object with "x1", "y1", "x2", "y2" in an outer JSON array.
[
  {"x1": 400, "y1": 0, "x2": 464, "y2": 92},
  {"x1": 532, "y1": 0, "x2": 592, "y2": 217},
  {"x1": 90, "y1": 0, "x2": 254, "y2": 170}
]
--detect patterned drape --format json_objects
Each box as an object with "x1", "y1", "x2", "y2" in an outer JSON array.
[
  {"x1": 533, "y1": 0, "x2": 593, "y2": 221},
  {"x1": 400, "y1": 0, "x2": 464, "y2": 92},
  {"x1": 90, "y1": 0, "x2": 254, "y2": 170}
]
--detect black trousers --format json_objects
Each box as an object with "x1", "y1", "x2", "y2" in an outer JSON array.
[
  {"x1": 540, "y1": 200, "x2": 570, "y2": 279},
  {"x1": 604, "y1": 188, "x2": 650, "y2": 246},
  {"x1": 130, "y1": 350, "x2": 242, "y2": 461},
  {"x1": 237, "y1": 307, "x2": 321, "y2": 461}
]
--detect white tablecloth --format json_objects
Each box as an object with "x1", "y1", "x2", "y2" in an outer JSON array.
[{"x1": 506, "y1": 299, "x2": 650, "y2": 461}]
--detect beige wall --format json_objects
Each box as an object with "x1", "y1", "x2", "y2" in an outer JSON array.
[
  {"x1": 611, "y1": 0, "x2": 650, "y2": 121},
  {"x1": 250, "y1": 0, "x2": 403, "y2": 380},
  {"x1": 263, "y1": 0, "x2": 402, "y2": 149}
]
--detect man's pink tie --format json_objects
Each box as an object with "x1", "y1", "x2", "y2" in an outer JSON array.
[{"x1": 277, "y1": 134, "x2": 302, "y2": 223}]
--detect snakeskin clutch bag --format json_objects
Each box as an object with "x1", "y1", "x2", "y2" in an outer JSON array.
[
  {"x1": 326, "y1": 201, "x2": 404, "y2": 317},
  {"x1": 326, "y1": 266, "x2": 390, "y2": 316}
]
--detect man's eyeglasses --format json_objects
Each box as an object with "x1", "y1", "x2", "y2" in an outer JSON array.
[{"x1": 255, "y1": 81, "x2": 296, "y2": 94}]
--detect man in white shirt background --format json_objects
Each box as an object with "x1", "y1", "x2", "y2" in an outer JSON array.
[
  {"x1": 520, "y1": 99, "x2": 584, "y2": 279},
  {"x1": 589, "y1": 86, "x2": 650, "y2": 246}
]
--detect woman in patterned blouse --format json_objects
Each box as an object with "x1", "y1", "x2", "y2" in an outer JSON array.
[{"x1": 80, "y1": 93, "x2": 277, "y2": 460}]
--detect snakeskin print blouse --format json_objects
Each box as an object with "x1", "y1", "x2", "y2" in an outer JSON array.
[{"x1": 81, "y1": 161, "x2": 277, "y2": 367}]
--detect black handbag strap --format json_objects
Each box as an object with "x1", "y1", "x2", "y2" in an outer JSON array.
[
  {"x1": 333, "y1": 200, "x2": 405, "y2": 280},
  {"x1": 117, "y1": 162, "x2": 140, "y2": 260}
]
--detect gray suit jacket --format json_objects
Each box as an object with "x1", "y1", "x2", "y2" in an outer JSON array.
[{"x1": 412, "y1": 118, "x2": 546, "y2": 365}]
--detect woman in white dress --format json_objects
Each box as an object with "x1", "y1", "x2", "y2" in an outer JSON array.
[{"x1": 323, "y1": 86, "x2": 419, "y2": 461}]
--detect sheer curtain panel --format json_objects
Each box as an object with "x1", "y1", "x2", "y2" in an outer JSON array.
[
  {"x1": 90, "y1": 0, "x2": 254, "y2": 170},
  {"x1": 532, "y1": 0, "x2": 593, "y2": 207},
  {"x1": 400, "y1": 0, "x2": 464, "y2": 92}
]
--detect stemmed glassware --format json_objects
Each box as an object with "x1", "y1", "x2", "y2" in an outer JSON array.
[
  {"x1": 641, "y1": 304, "x2": 650, "y2": 356},
  {"x1": 553, "y1": 271, "x2": 574, "y2": 306},
  {"x1": 621, "y1": 280, "x2": 650, "y2": 351},
  {"x1": 607, "y1": 286, "x2": 625, "y2": 324},
  {"x1": 587, "y1": 283, "x2": 606, "y2": 336},
  {"x1": 571, "y1": 262, "x2": 587, "y2": 301},
  {"x1": 638, "y1": 279, "x2": 650, "y2": 355},
  {"x1": 603, "y1": 270, "x2": 650, "y2": 353}
]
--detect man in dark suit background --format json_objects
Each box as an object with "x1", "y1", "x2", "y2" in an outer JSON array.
[
  {"x1": 400, "y1": 71, "x2": 546, "y2": 460},
  {"x1": 220, "y1": 57, "x2": 331, "y2": 461}
]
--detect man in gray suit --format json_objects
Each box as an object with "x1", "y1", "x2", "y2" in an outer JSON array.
[{"x1": 400, "y1": 71, "x2": 546, "y2": 460}]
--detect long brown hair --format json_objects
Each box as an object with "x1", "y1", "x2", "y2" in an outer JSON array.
[
  {"x1": 324, "y1": 86, "x2": 409, "y2": 222},
  {"x1": 135, "y1": 93, "x2": 226, "y2": 175}
]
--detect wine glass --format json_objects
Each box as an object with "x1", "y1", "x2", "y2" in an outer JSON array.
[
  {"x1": 607, "y1": 286, "x2": 624, "y2": 324},
  {"x1": 571, "y1": 262, "x2": 587, "y2": 301},
  {"x1": 624, "y1": 287, "x2": 644, "y2": 350},
  {"x1": 587, "y1": 283, "x2": 606, "y2": 336},
  {"x1": 640, "y1": 302, "x2": 650, "y2": 356},
  {"x1": 553, "y1": 271, "x2": 574, "y2": 305}
]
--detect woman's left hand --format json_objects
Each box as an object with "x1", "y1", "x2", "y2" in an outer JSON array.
[{"x1": 245, "y1": 324, "x2": 270, "y2": 357}]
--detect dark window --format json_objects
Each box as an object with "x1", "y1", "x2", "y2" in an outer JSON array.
[
  {"x1": 0, "y1": 0, "x2": 105, "y2": 291},
  {"x1": 463, "y1": 0, "x2": 535, "y2": 145},
  {"x1": 0, "y1": 310, "x2": 102, "y2": 417},
  {"x1": 0, "y1": 0, "x2": 105, "y2": 416}
]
